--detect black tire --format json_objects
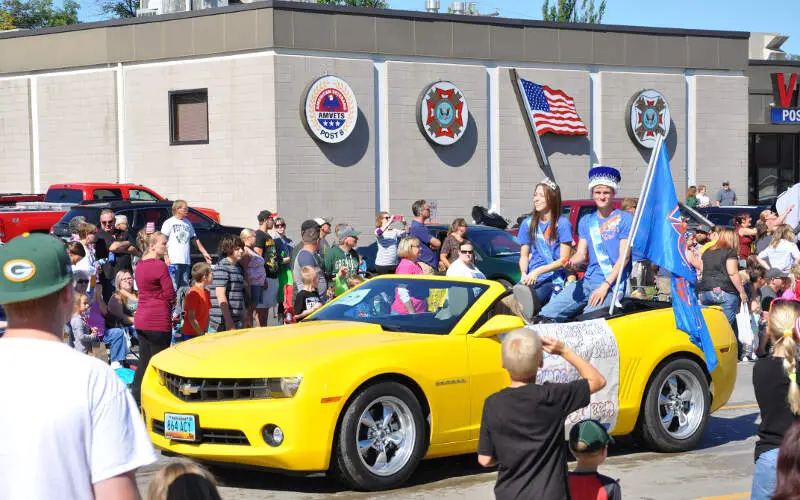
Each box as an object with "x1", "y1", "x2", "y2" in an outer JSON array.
[
  {"x1": 636, "y1": 357, "x2": 710, "y2": 452},
  {"x1": 332, "y1": 382, "x2": 427, "y2": 491}
]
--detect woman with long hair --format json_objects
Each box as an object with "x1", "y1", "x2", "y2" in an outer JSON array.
[
  {"x1": 751, "y1": 300, "x2": 800, "y2": 500},
  {"x1": 773, "y1": 421, "x2": 800, "y2": 500},
  {"x1": 733, "y1": 212, "x2": 757, "y2": 260},
  {"x1": 374, "y1": 211, "x2": 407, "y2": 275},
  {"x1": 757, "y1": 224, "x2": 800, "y2": 273},
  {"x1": 391, "y1": 236, "x2": 427, "y2": 314},
  {"x1": 132, "y1": 231, "x2": 176, "y2": 404},
  {"x1": 439, "y1": 218, "x2": 468, "y2": 272},
  {"x1": 103, "y1": 270, "x2": 137, "y2": 369},
  {"x1": 696, "y1": 184, "x2": 710, "y2": 208},
  {"x1": 513, "y1": 179, "x2": 573, "y2": 320},
  {"x1": 240, "y1": 228, "x2": 265, "y2": 326},
  {"x1": 690, "y1": 227, "x2": 748, "y2": 325},
  {"x1": 685, "y1": 185, "x2": 698, "y2": 207}
]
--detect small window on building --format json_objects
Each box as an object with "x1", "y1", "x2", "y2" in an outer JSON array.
[{"x1": 169, "y1": 89, "x2": 209, "y2": 145}]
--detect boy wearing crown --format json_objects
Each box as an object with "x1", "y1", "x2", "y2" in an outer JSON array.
[{"x1": 538, "y1": 166, "x2": 633, "y2": 321}]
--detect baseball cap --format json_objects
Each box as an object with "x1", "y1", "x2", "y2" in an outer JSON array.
[
  {"x1": 314, "y1": 217, "x2": 330, "y2": 227},
  {"x1": 258, "y1": 210, "x2": 277, "y2": 223},
  {"x1": 0, "y1": 233, "x2": 73, "y2": 305},
  {"x1": 339, "y1": 226, "x2": 360, "y2": 239},
  {"x1": 767, "y1": 268, "x2": 788, "y2": 280},
  {"x1": 569, "y1": 419, "x2": 612, "y2": 454},
  {"x1": 301, "y1": 219, "x2": 321, "y2": 232}
]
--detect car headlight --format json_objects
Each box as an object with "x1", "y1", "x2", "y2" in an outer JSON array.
[
  {"x1": 279, "y1": 376, "x2": 302, "y2": 398},
  {"x1": 156, "y1": 369, "x2": 166, "y2": 386},
  {"x1": 251, "y1": 377, "x2": 302, "y2": 399}
]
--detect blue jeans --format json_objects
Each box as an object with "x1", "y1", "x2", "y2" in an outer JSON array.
[
  {"x1": 103, "y1": 327, "x2": 128, "y2": 363},
  {"x1": 751, "y1": 448, "x2": 778, "y2": 500},
  {"x1": 169, "y1": 263, "x2": 191, "y2": 291},
  {"x1": 539, "y1": 279, "x2": 620, "y2": 320},
  {"x1": 698, "y1": 290, "x2": 740, "y2": 324}
]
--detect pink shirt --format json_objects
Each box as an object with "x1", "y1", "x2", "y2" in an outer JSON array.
[
  {"x1": 134, "y1": 259, "x2": 176, "y2": 332},
  {"x1": 391, "y1": 259, "x2": 427, "y2": 314}
]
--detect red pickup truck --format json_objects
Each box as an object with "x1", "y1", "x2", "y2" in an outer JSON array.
[{"x1": 0, "y1": 183, "x2": 221, "y2": 243}]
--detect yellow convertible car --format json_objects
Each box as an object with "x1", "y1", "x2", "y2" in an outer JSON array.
[{"x1": 141, "y1": 275, "x2": 737, "y2": 491}]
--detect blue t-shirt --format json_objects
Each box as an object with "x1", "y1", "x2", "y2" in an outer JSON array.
[
  {"x1": 517, "y1": 215, "x2": 574, "y2": 276},
  {"x1": 410, "y1": 220, "x2": 438, "y2": 269},
  {"x1": 578, "y1": 209, "x2": 633, "y2": 287}
]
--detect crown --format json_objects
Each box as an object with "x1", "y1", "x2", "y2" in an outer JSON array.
[{"x1": 539, "y1": 177, "x2": 559, "y2": 191}]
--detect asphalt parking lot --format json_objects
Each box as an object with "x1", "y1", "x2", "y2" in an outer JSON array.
[{"x1": 137, "y1": 362, "x2": 760, "y2": 500}]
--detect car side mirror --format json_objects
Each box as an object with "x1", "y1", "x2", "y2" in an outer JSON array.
[{"x1": 473, "y1": 314, "x2": 525, "y2": 339}]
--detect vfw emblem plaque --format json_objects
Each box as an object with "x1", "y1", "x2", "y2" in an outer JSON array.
[
  {"x1": 418, "y1": 81, "x2": 469, "y2": 146},
  {"x1": 627, "y1": 89, "x2": 670, "y2": 149}
]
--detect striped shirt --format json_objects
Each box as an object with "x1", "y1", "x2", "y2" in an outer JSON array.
[{"x1": 208, "y1": 258, "x2": 246, "y2": 332}]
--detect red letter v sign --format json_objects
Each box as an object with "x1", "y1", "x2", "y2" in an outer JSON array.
[{"x1": 774, "y1": 73, "x2": 798, "y2": 108}]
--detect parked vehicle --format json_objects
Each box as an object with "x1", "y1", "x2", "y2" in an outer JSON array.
[
  {"x1": 695, "y1": 205, "x2": 772, "y2": 228},
  {"x1": 0, "y1": 183, "x2": 221, "y2": 243},
  {"x1": 52, "y1": 201, "x2": 241, "y2": 263},
  {"x1": 358, "y1": 224, "x2": 522, "y2": 288}
]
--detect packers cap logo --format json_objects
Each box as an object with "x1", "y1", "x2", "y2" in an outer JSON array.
[{"x1": 3, "y1": 259, "x2": 36, "y2": 283}]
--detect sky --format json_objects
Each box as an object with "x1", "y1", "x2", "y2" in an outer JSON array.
[{"x1": 77, "y1": 0, "x2": 799, "y2": 56}]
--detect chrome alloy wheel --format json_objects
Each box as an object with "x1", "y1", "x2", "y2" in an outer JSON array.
[
  {"x1": 356, "y1": 396, "x2": 416, "y2": 477},
  {"x1": 658, "y1": 369, "x2": 705, "y2": 440}
]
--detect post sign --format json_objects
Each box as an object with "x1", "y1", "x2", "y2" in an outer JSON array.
[
  {"x1": 627, "y1": 89, "x2": 670, "y2": 149},
  {"x1": 417, "y1": 81, "x2": 469, "y2": 146},
  {"x1": 771, "y1": 73, "x2": 800, "y2": 124},
  {"x1": 302, "y1": 76, "x2": 358, "y2": 144}
]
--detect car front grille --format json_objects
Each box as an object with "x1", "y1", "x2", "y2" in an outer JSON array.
[
  {"x1": 152, "y1": 419, "x2": 250, "y2": 446},
  {"x1": 163, "y1": 372, "x2": 275, "y2": 402}
]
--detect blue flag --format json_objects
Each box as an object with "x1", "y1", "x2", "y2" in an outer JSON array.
[{"x1": 632, "y1": 142, "x2": 718, "y2": 373}]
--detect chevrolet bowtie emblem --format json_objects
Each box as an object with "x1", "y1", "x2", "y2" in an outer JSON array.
[{"x1": 179, "y1": 383, "x2": 200, "y2": 396}]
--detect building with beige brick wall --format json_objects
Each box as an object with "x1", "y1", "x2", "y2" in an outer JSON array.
[{"x1": 0, "y1": 1, "x2": 753, "y2": 236}]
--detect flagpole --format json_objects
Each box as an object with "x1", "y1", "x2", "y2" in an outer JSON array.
[
  {"x1": 509, "y1": 68, "x2": 554, "y2": 180},
  {"x1": 608, "y1": 134, "x2": 664, "y2": 316}
]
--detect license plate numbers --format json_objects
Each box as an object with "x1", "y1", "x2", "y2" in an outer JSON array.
[{"x1": 164, "y1": 413, "x2": 197, "y2": 442}]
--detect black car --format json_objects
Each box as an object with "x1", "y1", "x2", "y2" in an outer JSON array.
[
  {"x1": 695, "y1": 205, "x2": 771, "y2": 228},
  {"x1": 52, "y1": 201, "x2": 243, "y2": 263}
]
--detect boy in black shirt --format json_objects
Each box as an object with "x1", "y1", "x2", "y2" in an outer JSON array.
[
  {"x1": 477, "y1": 328, "x2": 606, "y2": 500},
  {"x1": 568, "y1": 419, "x2": 621, "y2": 500},
  {"x1": 294, "y1": 266, "x2": 323, "y2": 321}
]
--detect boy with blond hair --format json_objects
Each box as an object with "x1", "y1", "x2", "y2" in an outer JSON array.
[
  {"x1": 294, "y1": 266, "x2": 323, "y2": 320},
  {"x1": 477, "y1": 328, "x2": 606, "y2": 499},
  {"x1": 568, "y1": 419, "x2": 621, "y2": 500}
]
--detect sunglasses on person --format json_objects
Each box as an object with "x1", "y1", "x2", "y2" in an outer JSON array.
[
  {"x1": 275, "y1": 224, "x2": 286, "y2": 228},
  {"x1": 76, "y1": 279, "x2": 89, "y2": 285},
  {"x1": 460, "y1": 249, "x2": 474, "y2": 254},
  {"x1": 100, "y1": 220, "x2": 114, "y2": 226}
]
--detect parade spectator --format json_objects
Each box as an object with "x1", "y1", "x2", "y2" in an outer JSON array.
[
  {"x1": 333, "y1": 222, "x2": 347, "y2": 246},
  {"x1": 66, "y1": 240, "x2": 86, "y2": 268},
  {"x1": 747, "y1": 267, "x2": 766, "y2": 303},
  {"x1": 113, "y1": 214, "x2": 136, "y2": 275},
  {"x1": 324, "y1": 225, "x2": 361, "y2": 296},
  {"x1": 272, "y1": 217, "x2": 295, "y2": 308},
  {"x1": 477, "y1": 329, "x2": 606, "y2": 499},
  {"x1": 690, "y1": 228, "x2": 748, "y2": 326},
  {"x1": 439, "y1": 218, "x2": 468, "y2": 271},
  {"x1": 538, "y1": 167, "x2": 632, "y2": 321},
  {"x1": 410, "y1": 200, "x2": 441, "y2": 274},
  {"x1": 147, "y1": 461, "x2": 221, "y2": 500},
  {"x1": 374, "y1": 211, "x2": 406, "y2": 274},
  {"x1": 132, "y1": 231, "x2": 176, "y2": 404},
  {"x1": 446, "y1": 240, "x2": 486, "y2": 279},
  {"x1": 392, "y1": 236, "x2": 426, "y2": 314},
  {"x1": 568, "y1": 419, "x2": 621, "y2": 500},
  {"x1": 715, "y1": 181, "x2": 737, "y2": 206},
  {"x1": 182, "y1": 263, "x2": 212, "y2": 338},
  {"x1": 68, "y1": 215, "x2": 86, "y2": 242},
  {"x1": 747, "y1": 299, "x2": 764, "y2": 362},
  {"x1": 514, "y1": 179, "x2": 573, "y2": 319},
  {"x1": 95, "y1": 209, "x2": 137, "y2": 302},
  {"x1": 773, "y1": 421, "x2": 800, "y2": 500},
  {"x1": 685, "y1": 185, "x2": 698, "y2": 207},
  {"x1": 76, "y1": 222, "x2": 98, "y2": 281},
  {"x1": 240, "y1": 228, "x2": 266, "y2": 326},
  {"x1": 756, "y1": 207, "x2": 794, "y2": 254},
  {"x1": 254, "y1": 210, "x2": 281, "y2": 326},
  {"x1": 757, "y1": 225, "x2": 800, "y2": 273},
  {"x1": 292, "y1": 222, "x2": 328, "y2": 300},
  {"x1": 696, "y1": 185, "x2": 711, "y2": 208},
  {"x1": 208, "y1": 235, "x2": 246, "y2": 333},
  {"x1": 755, "y1": 220, "x2": 771, "y2": 255},
  {"x1": 162, "y1": 200, "x2": 212, "y2": 291},
  {"x1": 71, "y1": 292, "x2": 98, "y2": 355},
  {"x1": 107, "y1": 270, "x2": 139, "y2": 361},
  {"x1": 734, "y1": 213, "x2": 757, "y2": 260},
  {"x1": 315, "y1": 217, "x2": 333, "y2": 253},
  {"x1": 0, "y1": 233, "x2": 155, "y2": 499},
  {"x1": 294, "y1": 266, "x2": 323, "y2": 321},
  {"x1": 752, "y1": 299, "x2": 800, "y2": 500}
]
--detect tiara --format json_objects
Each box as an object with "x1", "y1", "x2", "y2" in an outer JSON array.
[{"x1": 539, "y1": 177, "x2": 558, "y2": 191}]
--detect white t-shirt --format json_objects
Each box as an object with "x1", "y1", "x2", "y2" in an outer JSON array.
[
  {"x1": 759, "y1": 240, "x2": 800, "y2": 273},
  {"x1": 446, "y1": 259, "x2": 486, "y2": 279},
  {"x1": 162, "y1": 216, "x2": 196, "y2": 265},
  {"x1": 0, "y1": 338, "x2": 156, "y2": 500},
  {"x1": 696, "y1": 194, "x2": 710, "y2": 207}
]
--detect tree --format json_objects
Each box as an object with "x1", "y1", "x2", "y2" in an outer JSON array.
[
  {"x1": 317, "y1": 0, "x2": 388, "y2": 8},
  {"x1": 98, "y1": 0, "x2": 136, "y2": 18},
  {"x1": 2, "y1": 0, "x2": 80, "y2": 29},
  {"x1": 0, "y1": 9, "x2": 15, "y2": 29},
  {"x1": 542, "y1": 0, "x2": 606, "y2": 23}
]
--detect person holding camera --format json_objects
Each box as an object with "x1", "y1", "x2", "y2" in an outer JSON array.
[{"x1": 374, "y1": 211, "x2": 408, "y2": 275}]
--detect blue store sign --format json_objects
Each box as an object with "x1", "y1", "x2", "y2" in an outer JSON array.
[
  {"x1": 771, "y1": 73, "x2": 800, "y2": 124},
  {"x1": 772, "y1": 108, "x2": 800, "y2": 124}
]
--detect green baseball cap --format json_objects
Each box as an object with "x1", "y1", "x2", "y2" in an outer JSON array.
[
  {"x1": 0, "y1": 233, "x2": 73, "y2": 305},
  {"x1": 569, "y1": 419, "x2": 612, "y2": 454}
]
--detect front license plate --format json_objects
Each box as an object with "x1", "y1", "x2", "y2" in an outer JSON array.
[{"x1": 164, "y1": 413, "x2": 197, "y2": 442}]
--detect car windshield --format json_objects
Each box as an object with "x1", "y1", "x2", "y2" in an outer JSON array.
[
  {"x1": 307, "y1": 277, "x2": 489, "y2": 335},
  {"x1": 58, "y1": 207, "x2": 100, "y2": 226},
  {"x1": 467, "y1": 230, "x2": 521, "y2": 257}
]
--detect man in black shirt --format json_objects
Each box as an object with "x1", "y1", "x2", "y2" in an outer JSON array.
[
  {"x1": 94, "y1": 209, "x2": 136, "y2": 302},
  {"x1": 477, "y1": 328, "x2": 606, "y2": 500},
  {"x1": 254, "y1": 210, "x2": 281, "y2": 326}
]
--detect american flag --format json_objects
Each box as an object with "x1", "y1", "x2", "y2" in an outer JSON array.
[{"x1": 518, "y1": 78, "x2": 588, "y2": 136}]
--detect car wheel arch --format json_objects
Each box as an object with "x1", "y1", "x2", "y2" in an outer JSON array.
[{"x1": 329, "y1": 373, "x2": 432, "y2": 468}]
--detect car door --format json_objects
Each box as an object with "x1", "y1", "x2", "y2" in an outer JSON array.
[{"x1": 185, "y1": 209, "x2": 219, "y2": 262}]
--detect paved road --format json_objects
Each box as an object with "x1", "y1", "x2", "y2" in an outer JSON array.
[{"x1": 137, "y1": 362, "x2": 760, "y2": 500}]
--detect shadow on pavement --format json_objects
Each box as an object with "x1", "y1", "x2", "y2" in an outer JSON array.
[{"x1": 697, "y1": 412, "x2": 759, "y2": 450}]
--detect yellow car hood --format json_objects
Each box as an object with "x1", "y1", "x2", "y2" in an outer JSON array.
[{"x1": 151, "y1": 320, "x2": 421, "y2": 378}]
